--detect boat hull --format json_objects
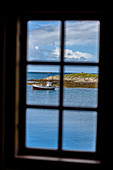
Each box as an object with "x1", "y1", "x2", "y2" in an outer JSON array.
[{"x1": 32, "y1": 85, "x2": 55, "y2": 90}]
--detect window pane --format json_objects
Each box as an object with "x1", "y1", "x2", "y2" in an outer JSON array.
[
  {"x1": 26, "y1": 109, "x2": 59, "y2": 149},
  {"x1": 64, "y1": 21, "x2": 100, "y2": 63},
  {"x1": 63, "y1": 110, "x2": 97, "y2": 152},
  {"x1": 27, "y1": 21, "x2": 61, "y2": 62},
  {"x1": 26, "y1": 65, "x2": 60, "y2": 106},
  {"x1": 63, "y1": 66, "x2": 98, "y2": 107}
]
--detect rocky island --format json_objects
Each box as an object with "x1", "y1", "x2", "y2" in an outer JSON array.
[{"x1": 27, "y1": 73, "x2": 98, "y2": 88}]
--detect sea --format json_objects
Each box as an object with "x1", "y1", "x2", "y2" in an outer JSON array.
[{"x1": 26, "y1": 72, "x2": 98, "y2": 152}]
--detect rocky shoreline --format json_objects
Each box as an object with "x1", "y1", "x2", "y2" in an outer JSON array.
[{"x1": 27, "y1": 73, "x2": 98, "y2": 88}]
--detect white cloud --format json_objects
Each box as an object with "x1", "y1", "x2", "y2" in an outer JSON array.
[
  {"x1": 65, "y1": 50, "x2": 93, "y2": 60},
  {"x1": 27, "y1": 21, "x2": 99, "y2": 62},
  {"x1": 28, "y1": 22, "x2": 60, "y2": 47},
  {"x1": 53, "y1": 47, "x2": 94, "y2": 61},
  {"x1": 27, "y1": 22, "x2": 61, "y2": 61},
  {"x1": 65, "y1": 21, "x2": 100, "y2": 46},
  {"x1": 52, "y1": 47, "x2": 60, "y2": 58},
  {"x1": 28, "y1": 21, "x2": 99, "y2": 49}
]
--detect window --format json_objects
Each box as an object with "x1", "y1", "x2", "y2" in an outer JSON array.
[{"x1": 16, "y1": 12, "x2": 103, "y2": 163}]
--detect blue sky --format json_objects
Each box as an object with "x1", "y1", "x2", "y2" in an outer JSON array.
[{"x1": 27, "y1": 20, "x2": 100, "y2": 73}]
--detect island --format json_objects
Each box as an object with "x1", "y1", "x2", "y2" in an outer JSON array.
[{"x1": 27, "y1": 73, "x2": 98, "y2": 88}]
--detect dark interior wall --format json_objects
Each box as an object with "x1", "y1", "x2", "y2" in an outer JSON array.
[
  {"x1": 0, "y1": 5, "x2": 110, "y2": 170},
  {"x1": 0, "y1": 11, "x2": 17, "y2": 170},
  {"x1": 0, "y1": 14, "x2": 4, "y2": 170}
]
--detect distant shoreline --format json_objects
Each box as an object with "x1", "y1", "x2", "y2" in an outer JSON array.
[
  {"x1": 27, "y1": 71, "x2": 98, "y2": 74},
  {"x1": 27, "y1": 73, "x2": 98, "y2": 88}
]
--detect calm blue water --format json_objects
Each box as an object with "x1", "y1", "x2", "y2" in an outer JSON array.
[{"x1": 26, "y1": 72, "x2": 98, "y2": 152}]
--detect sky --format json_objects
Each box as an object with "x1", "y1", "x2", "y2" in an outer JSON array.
[{"x1": 27, "y1": 20, "x2": 100, "y2": 73}]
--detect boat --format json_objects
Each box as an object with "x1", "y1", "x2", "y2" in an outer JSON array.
[{"x1": 32, "y1": 81, "x2": 55, "y2": 90}]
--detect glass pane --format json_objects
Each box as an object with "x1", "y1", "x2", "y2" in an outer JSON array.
[
  {"x1": 63, "y1": 66, "x2": 98, "y2": 107},
  {"x1": 64, "y1": 21, "x2": 100, "y2": 63},
  {"x1": 27, "y1": 21, "x2": 61, "y2": 61},
  {"x1": 26, "y1": 65, "x2": 60, "y2": 106},
  {"x1": 63, "y1": 110, "x2": 97, "y2": 152},
  {"x1": 26, "y1": 109, "x2": 59, "y2": 149}
]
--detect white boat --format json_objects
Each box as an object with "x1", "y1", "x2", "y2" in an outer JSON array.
[{"x1": 32, "y1": 82, "x2": 55, "y2": 90}]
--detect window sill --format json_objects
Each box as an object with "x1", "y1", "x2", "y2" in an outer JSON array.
[{"x1": 15, "y1": 155, "x2": 101, "y2": 165}]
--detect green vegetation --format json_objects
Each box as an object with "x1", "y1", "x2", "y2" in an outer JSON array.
[{"x1": 64, "y1": 73, "x2": 98, "y2": 78}]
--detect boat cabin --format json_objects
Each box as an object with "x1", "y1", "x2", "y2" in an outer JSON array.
[{"x1": 47, "y1": 81, "x2": 52, "y2": 87}]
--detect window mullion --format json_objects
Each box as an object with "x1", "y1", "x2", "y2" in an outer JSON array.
[{"x1": 58, "y1": 20, "x2": 65, "y2": 151}]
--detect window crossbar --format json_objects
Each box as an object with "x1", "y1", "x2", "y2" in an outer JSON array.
[
  {"x1": 26, "y1": 61, "x2": 99, "y2": 66},
  {"x1": 26, "y1": 104, "x2": 98, "y2": 112}
]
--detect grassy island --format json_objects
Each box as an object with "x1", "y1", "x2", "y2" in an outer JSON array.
[
  {"x1": 64, "y1": 73, "x2": 98, "y2": 78},
  {"x1": 27, "y1": 73, "x2": 98, "y2": 88}
]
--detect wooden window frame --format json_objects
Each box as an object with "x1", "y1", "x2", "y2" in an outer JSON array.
[{"x1": 14, "y1": 10, "x2": 104, "y2": 167}]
